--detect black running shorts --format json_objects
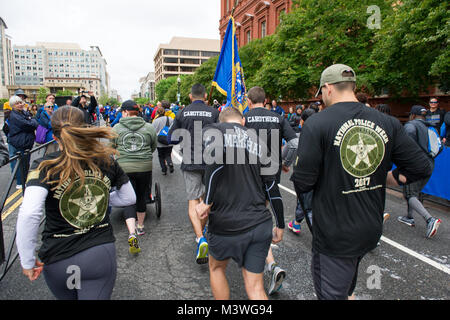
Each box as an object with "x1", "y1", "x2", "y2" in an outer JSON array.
[{"x1": 208, "y1": 219, "x2": 272, "y2": 274}]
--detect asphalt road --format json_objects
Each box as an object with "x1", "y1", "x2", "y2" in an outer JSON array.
[{"x1": 0, "y1": 117, "x2": 448, "y2": 300}]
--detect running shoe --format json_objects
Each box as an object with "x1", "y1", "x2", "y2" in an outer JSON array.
[
  {"x1": 426, "y1": 217, "x2": 441, "y2": 239},
  {"x1": 288, "y1": 220, "x2": 301, "y2": 234},
  {"x1": 169, "y1": 165, "x2": 174, "y2": 173},
  {"x1": 128, "y1": 234, "x2": 141, "y2": 254},
  {"x1": 268, "y1": 263, "x2": 286, "y2": 295},
  {"x1": 397, "y1": 216, "x2": 415, "y2": 227},
  {"x1": 383, "y1": 213, "x2": 390, "y2": 224},
  {"x1": 196, "y1": 237, "x2": 209, "y2": 264},
  {"x1": 136, "y1": 224, "x2": 145, "y2": 236},
  {"x1": 16, "y1": 185, "x2": 22, "y2": 190}
]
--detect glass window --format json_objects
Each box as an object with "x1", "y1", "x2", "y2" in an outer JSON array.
[
  {"x1": 180, "y1": 58, "x2": 199, "y2": 65},
  {"x1": 201, "y1": 51, "x2": 219, "y2": 57},
  {"x1": 180, "y1": 50, "x2": 199, "y2": 57},
  {"x1": 163, "y1": 49, "x2": 178, "y2": 56},
  {"x1": 164, "y1": 57, "x2": 178, "y2": 63},
  {"x1": 261, "y1": 21, "x2": 266, "y2": 38}
]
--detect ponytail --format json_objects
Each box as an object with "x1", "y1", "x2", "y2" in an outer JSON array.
[{"x1": 38, "y1": 106, "x2": 118, "y2": 191}]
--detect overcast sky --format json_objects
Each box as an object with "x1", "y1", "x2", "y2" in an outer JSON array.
[{"x1": 0, "y1": 0, "x2": 221, "y2": 100}]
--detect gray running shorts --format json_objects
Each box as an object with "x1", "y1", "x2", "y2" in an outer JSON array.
[
  {"x1": 182, "y1": 170, "x2": 205, "y2": 201},
  {"x1": 208, "y1": 219, "x2": 272, "y2": 274}
]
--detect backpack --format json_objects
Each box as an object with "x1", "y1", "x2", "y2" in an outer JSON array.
[
  {"x1": 426, "y1": 125, "x2": 443, "y2": 158},
  {"x1": 157, "y1": 116, "x2": 171, "y2": 145}
]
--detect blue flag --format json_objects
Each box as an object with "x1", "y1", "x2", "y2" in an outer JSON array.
[{"x1": 212, "y1": 16, "x2": 249, "y2": 114}]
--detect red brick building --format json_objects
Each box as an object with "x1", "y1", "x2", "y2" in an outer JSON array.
[{"x1": 219, "y1": 0, "x2": 293, "y2": 48}]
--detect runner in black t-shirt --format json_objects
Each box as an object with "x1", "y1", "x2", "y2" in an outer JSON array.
[
  {"x1": 243, "y1": 86, "x2": 298, "y2": 295},
  {"x1": 168, "y1": 84, "x2": 219, "y2": 265},
  {"x1": 291, "y1": 64, "x2": 432, "y2": 300},
  {"x1": 195, "y1": 107, "x2": 284, "y2": 300},
  {"x1": 16, "y1": 106, "x2": 136, "y2": 300}
]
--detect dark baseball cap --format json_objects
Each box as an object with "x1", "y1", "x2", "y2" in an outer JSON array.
[
  {"x1": 121, "y1": 100, "x2": 139, "y2": 111},
  {"x1": 409, "y1": 105, "x2": 427, "y2": 115}
]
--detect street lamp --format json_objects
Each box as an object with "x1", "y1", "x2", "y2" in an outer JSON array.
[{"x1": 177, "y1": 76, "x2": 181, "y2": 103}]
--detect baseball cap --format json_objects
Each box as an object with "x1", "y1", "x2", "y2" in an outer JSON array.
[
  {"x1": 121, "y1": 100, "x2": 139, "y2": 111},
  {"x1": 315, "y1": 64, "x2": 357, "y2": 97},
  {"x1": 409, "y1": 105, "x2": 427, "y2": 115}
]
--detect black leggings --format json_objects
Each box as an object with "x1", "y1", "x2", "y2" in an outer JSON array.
[
  {"x1": 157, "y1": 147, "x2": 173, "y2": 172},
  {"x1": 43, "y1": 242, "x2": 116, "y2": 300},
  {"x1": 123, "y1": 171, "x2": 152, "y2": 219}
]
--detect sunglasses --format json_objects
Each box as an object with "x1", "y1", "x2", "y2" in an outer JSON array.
[{"x1": 430, "y1": 101, "x2": 438, "y2": 104}]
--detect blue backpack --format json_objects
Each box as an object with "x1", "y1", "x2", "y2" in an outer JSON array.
[{"x1": 157, "y1": 116, "x2": 171, "y2": 145}]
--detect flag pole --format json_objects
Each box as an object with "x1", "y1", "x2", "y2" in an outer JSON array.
[{"x1": 209, "y1": 0, "x2": 239, "y2": 106}]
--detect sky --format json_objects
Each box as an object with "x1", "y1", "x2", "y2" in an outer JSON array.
[{"x1": 0, "y1": 0, "x2": 221, "y2": 100}]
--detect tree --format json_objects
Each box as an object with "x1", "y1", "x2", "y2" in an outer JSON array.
[
  {"x1": 56, "y1": 89, "x2": 75, "y2": 97},
  {"x1": 251, "y1": 0, "x2": 394, "y2": 100},
  {"x1": 155, "y1": 76, "x2": 178, "y2": 101},
  {"x1": 36, "y1": 87, "x2": 50, "y2": 105},
  {"x1": 370, "y1": 0, "x2": 449, "y2": 95}
]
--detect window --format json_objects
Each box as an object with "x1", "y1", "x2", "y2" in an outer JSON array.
[
  {"x1": 261, "y1": 21, "x2": 266, "y2": 38},
  {"x1": 180, "y1": 50, "x2": 199, "y2": 57},
  {"x1": 246, "y1": 30, "x2": 251, "y2": 44},
  {"x1": 164, "y1": 49, "x2": 178, "y2": 55},
  {"x1": 180, "y1": 66, "x2": 196, "y2": 72},
  {"x1": 164, "y1": 57, "x2": 178, "y2": 64},
  {"x1": 201, "y1": 51, "x2": 219, "y2": 57},
  {"x1": 180, "y1": 58, "x2": 199, "y2": 65}
]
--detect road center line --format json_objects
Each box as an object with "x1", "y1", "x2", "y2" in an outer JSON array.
[{"x1": 1, "y1": 197, "x2": 23, "y2": 221}]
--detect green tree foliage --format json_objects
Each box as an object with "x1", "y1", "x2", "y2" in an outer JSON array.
[
  {"x1": 370, "y1": 0, "x2": 449, "y2": 95},
  {"x1": 36, "y1": 87, "x2": 50, "y2": 104},
  {"x1": 155, "y1": 76, "x2": 178, "y2": 101},
  {"x1": 55, "y1": 89, "x2": 75, "y2": 97},
  {"x1": 252, "y1": 0, "x2": 394, "y2": 100}
]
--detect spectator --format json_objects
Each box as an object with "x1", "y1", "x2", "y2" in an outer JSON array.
[
  {"x1": 7, "y1": 95, "x2": 39, "y2": 189},
  {"x1": 271, "y1": 100, "x2": 285, "y2": 116},
  {"x1": 440, "y1": 111, "x2": 450, "y2": 146},
  {"x1": 376, "y1": 104, "x2": 391, "y2": 115},
  {"x1": 289, "y1": 105, "x2": 303, "y2": 133},
  {"x1": 71, "y1": 91, "x2": 97, "y2": 125},
  {"x1": 356, "y1": 92, "x2": 371, "y2": 108},
  {"x1": 63, "y1": 99, "x2": 72, "y2": 107},
  {"x1": 36, "y1": 94, "x2": 58, "y2": 154},
  {"x1": 0, "y1": 137, "x2": 9, "y2": 166},
  {"x1": 425, "y1": 97, "x2": 446, "y2": 131},
  {"x1": 30, "y1": 104, "x2": 38, "y2": 118},
  {"x1": 110, "y1": 108, "x2": 123, "y2": 127}
]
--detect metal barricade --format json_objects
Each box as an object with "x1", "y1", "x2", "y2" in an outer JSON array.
[{"x1": 0, "y1": 140, "x2": 54, "y2": 281}]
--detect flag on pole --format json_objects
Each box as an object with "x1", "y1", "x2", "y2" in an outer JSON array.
[{"x1": 212, "y1": 16, "x2": 249, "y2": 114}]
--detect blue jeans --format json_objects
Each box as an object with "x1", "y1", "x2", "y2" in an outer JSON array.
[{"x1": 8, "y1": 144, "x2": 30, "y2": 186}]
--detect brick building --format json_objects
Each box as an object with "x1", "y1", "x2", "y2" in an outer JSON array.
[{"x1": 219, "y1": 0, "x2": 292, "y2": 48}]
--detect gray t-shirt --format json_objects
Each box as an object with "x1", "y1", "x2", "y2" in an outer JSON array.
[{"x1": 152, "y1": 115, "x2": 174, "y2": 148}]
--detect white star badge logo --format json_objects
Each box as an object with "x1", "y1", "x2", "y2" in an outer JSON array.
[
  {"x1": 69, "y1": 185, "x2": 105, "y2": 220},
  {"x1": 347, "y1": 134, "x2": 377, "y2": 168}
]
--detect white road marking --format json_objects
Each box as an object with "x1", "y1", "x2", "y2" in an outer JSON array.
[
  {"x1": 278, "y1": 183, "x2": 450, "y2": 276},
  {"x1": 171, "y1": 148, "x2": 450, "y2": 276}
]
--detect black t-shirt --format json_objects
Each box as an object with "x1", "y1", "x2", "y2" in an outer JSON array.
[
  {"x1": 26, "y1": 152, "x2": 129, "y2": 265},
  {"x1": 203, "y1": 122, "x2": 272, "y2": 235},
  {"x1": 291, "y1": 102, "x2": 433, "y2": 258},
  {"x1": 168, "y1": 100, "x2": 219, "y2": 171},
  {"x1": 244, "y1": 107, "x2": 297, "y2": 169}
]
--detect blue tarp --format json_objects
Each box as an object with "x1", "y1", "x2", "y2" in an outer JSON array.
[{"x1": 422, "y1": 147, "x2": 450, "y2": 201}]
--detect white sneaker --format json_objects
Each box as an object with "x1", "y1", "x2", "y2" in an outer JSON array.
[{"x1": 16, "y1": 185, "x2": 22, "y2": 190}]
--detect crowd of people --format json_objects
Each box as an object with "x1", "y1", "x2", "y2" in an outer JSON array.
[{"x1": 0, "y1": 63, "x2": 448, "y2": 300}]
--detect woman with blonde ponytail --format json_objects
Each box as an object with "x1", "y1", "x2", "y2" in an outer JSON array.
[{"x1": 16, "y1": 106, "x2": 136, "y2": 300}]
